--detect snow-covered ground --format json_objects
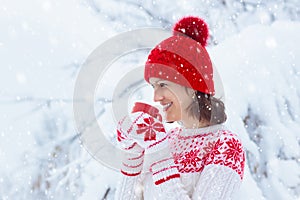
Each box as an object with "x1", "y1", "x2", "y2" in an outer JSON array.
[{"x1": 0, "y1": 0, "x2": 299, "y2": 199}]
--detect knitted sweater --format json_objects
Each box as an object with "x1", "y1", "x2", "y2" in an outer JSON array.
[{"x1": 115, "y1": 124, "x2": 245, "y2": 200}]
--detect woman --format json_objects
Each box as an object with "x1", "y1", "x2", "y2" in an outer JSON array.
[{"x1": 115, "y1": 16, "x2": 245, "y2": 200}]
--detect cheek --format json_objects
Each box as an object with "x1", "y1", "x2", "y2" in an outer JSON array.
[
  {"x1": 177, "y1": 91, "x2": 193, "y2": 108},
  {"x1": 166, "y1": 85, "x2": 191, "y2": 109},
  {"x1": 180, "y1": 98, "x2": 192, "y2": 110},
  {"x1": 173, "y1": 96, "x2": 191, "y2": 115}
]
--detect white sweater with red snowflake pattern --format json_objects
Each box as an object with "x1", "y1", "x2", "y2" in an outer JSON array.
[{"x1": 115, "y1": 124, "x2": 245, "y2": 200}]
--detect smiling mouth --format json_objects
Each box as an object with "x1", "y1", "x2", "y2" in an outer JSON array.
[{"x1": 163, "y1": 102, "x2": 173, "y2": 112}]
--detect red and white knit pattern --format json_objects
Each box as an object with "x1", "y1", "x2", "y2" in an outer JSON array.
[
  {"x1": 117, "y1": 112, "x2": 167, "y2": 149},
  {"x1": 150, "y1": 156, "x2": 180, "y2": 185},
  {"x1": 145, "y1": 124, "x2": 245, "y2": 185},
  {"x1": 120, "y1": 143, "x2": 145, "y2": 177},
  {"x1": 116, "y1": 124, "x2": 246, "y2": 200},
  {"x1": 117, "y1": 111, "x2": 167, "y2": 177},
  {"x1": 168, "y1": 126, "x2": 245, "y2": 179}
]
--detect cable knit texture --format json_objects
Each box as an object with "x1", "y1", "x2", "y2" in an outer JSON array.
[
  {"x1": 115, "y1": 124, "x2": 245, "y2": 200},
  {"x1": 115, "y1": 176, "x2": 144, "y2": 200}
]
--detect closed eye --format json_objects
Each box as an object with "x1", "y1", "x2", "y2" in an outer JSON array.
[{"x1": 150, "y1": 81, "x2": 167, "y2": 88}]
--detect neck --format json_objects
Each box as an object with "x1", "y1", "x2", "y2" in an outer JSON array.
[{"x1": 180, "y1": 117, "x2": 209, "y2": 129}]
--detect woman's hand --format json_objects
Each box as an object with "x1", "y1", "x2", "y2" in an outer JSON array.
[
  {"x1": 117, "y1": 102, "x2": 166, "y2": 149},
  {"x1": 116, "y1": 102, "x2": 167, "y2": 176}
]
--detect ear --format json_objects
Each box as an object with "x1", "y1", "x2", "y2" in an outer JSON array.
[{"x1": 186, "y1": 87, "x2": 195, "y2": 97}]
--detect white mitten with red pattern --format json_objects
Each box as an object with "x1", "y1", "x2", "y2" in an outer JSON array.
[{"x1": 116, "y1": 102, "x2": 167, "y2": 176}]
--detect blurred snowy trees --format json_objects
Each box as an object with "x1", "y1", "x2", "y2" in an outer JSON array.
[
  {"x1": 84, "y1": 0, "x2": 300, "y2": 44},
  {"x1": 0, "y1": 0, "x2": 299, "y2": 199}
]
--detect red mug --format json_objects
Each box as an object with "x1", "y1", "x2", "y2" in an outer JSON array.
[{"x1": 131, "y1": 102, "x2": 162, "y2": 122}]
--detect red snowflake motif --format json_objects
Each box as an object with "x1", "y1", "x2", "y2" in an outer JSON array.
[
  {"x1": 213, "y1": 138, "x2": 224, "y2": 150},
  {"x1": 210, "y1": 139, "x2": 223, "y2": 157},
  {"x1": 203, "y1": 139, "x2": 224, "y2": 165},
  {"x1": 202, "y1": 141, "x2": 215, "y2": 164},
  {"x1": 136, "y1": 117, "x2": 165, "y2": 141},
  {"x1": 179, "y1": 150, "x2": 201, "y2": 168},
  {"x1": 203, "y1": 141, "x2": 215, "y2": 154},
  {"x1": 223, "y1": 138, "x2": 243, "y2": 163}
]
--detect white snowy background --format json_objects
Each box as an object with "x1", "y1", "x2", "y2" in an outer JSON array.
[{"x1": 0, "y1": 0, "x2": 299, "y2": 199}]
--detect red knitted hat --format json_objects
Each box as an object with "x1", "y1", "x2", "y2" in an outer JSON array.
[{"x1": 144, "y1": 16, "x2": 215, "y2": 95}]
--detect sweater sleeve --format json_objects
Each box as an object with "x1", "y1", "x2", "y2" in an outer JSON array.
[
  {"x1": 148, "y1": 164, "x2": 242, "y2": 200},
  {"x1": 114, "y1": 175, "x2": 144, "y2": 200},
  {"x1": 192, "y1": 164, "x2": 242, "y2": 199}
]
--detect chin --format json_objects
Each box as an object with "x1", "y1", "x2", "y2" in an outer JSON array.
[
  {"x1": 165, "y1": 115, "x2": 180, "y2": 124},
  {"x1": 165, "y1": 118, "x2": 175, "y2": 123},
  {"x1": 166, "y1": 121, "x2": 175, "y2": 123}
]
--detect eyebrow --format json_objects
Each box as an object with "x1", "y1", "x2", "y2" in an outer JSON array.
[{"x1": 149, "y1": 80, "x2": 162, "y2": 85}]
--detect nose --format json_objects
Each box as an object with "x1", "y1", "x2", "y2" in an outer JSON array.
[{"x1": 153, "y1": 88, "x2": 164, "y2": 102}]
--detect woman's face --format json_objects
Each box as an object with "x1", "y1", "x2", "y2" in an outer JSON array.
[{"x1": 149, "y1": 77, "x2": 194, "y2": 124}]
